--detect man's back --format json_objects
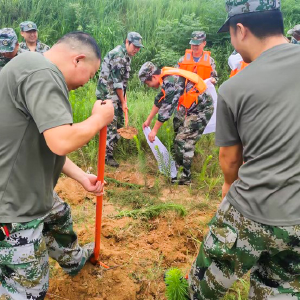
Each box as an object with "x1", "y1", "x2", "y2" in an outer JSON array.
[
  {"x1": 0, "y1": 52, "x2": 72, "y2": 222},
  {"x1": 216, "y1": 43, "x2": 300, "y2": 226}
]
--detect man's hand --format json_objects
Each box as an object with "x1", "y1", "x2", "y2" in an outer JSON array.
[
  {"x1": 210, "y1": 77, "x2": 216, "y2": 85},
  {"x1": 148, "y1": 129, "x2": 157, "y2": 142},
  {"x1": 92, "y1": 100, "x2": 114, "y2": 126},
  {"x1": 222, "y1": 182, "x2": 231, "y2": 199},
  {"x1": 121, "y1": 101, "x2": 128, "y2": 113},
  {"x1": 143, "y1": 119, "x2": 151, "y2": 129},
  {"x1": 79, "y1": 173, "x2": 105, "y2": 196}
]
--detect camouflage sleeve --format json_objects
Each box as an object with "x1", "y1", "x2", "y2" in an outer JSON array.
[
  {"x1": 156, "y1": 77, "x2": 183, "y2": 123},
  {"x1": 210, "y1": 56, "x2": 218, "y2": 82},
  {"x1": 174, "y1": 55, "x2": 184, "y2": 68},
  {"x1": 110, "y1": 56, "x2": 128, "y2": 90}
]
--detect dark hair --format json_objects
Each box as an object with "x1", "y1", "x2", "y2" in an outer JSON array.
[
  {"x1": 124, "y1": 38, "x2": 132, "y2": 45},
  {"x1": 145, "y1": 68, "x2": 161, "y2": 82},
  {"x1": 229, "y1": 9, "x2": 284, "y2": 39},
  {"x1": 57, "y1": 31, "x2": 101, "y2": 59}
]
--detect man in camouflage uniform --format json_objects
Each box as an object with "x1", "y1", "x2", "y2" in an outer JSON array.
[
  {"x1": 19, "y1": 21, "x2": 50, "y2": 53},
  {"x1": 176, "y1": 31, "x2": 218, "y2": 85},
  {"x1": 96, "y1": 32, "x2": 144, "y2": 167},
  {"x1": 188, "y1": 0, "x2": 300, "y2": 299},
  {"x1": 0, "y1": 28, "x2": 25, "y2": 72},
  {"x1": 139, "y1": 62, "x2": 213, "y2": 185},
  {"x1": 287, "y1": 24, "x2": 300, "y2": 44},
  {"x1": 0, "y1": 32, "x2": 114, "y2": 299}
]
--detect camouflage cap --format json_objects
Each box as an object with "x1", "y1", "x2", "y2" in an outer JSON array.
[
  {"x1": 20, "y1": 21, "x2": 38, "y2": 32},
  {"x1": 218, "y1": 0, "x2": 281, "y2": 33},
  {"x1": 0, "y1": 28, "x2": 18, "y2": 53},
  {"x1": 127, "y1": 32, "x2": 144, "y2": 48},
  {"x1": 287, "y1": 24, "x2": 300, "y2": 36},
  {"x1": 189, "y1": 31, "x2": 206, "y2": 45},
  {"x1": 138, "y1": 62, "x2": 157, "y2": 83}
]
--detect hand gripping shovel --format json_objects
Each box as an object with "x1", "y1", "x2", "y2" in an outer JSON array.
[
  {"x1": 90, "y1": 126, "x2": 109, "y2": 269},
  {"x1": 117, "y1": 107, "x2": 138, "y2": 139}
]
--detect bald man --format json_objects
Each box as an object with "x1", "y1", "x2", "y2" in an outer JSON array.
[{"x1": 0, "y1": 31, "x2": 114, "y2": 299}]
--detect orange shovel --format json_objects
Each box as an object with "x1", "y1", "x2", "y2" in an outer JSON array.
[{"x1": 90, "y1": 126, "x2": 109, "y2": 269}]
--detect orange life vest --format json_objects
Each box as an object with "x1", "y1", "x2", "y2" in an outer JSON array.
[
  {"x1": 178, "y1": 49, "x2": 212, "y2": 80},
  {"x1": 158, "y1": 67, "x2": 207, "y2": 110},
  {"x1": 230, "y1": 60, "x2": 249, "y2": 77}
]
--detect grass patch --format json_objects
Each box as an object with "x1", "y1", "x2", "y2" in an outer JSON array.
[
  {"x1": 106, "y1": 189, "x2": 156, "y2": 209},
  {"x1": 114, "y1": 203, "x2": 187, "y2": 219},
  {"x1": 105, "y1": 176, "x2": 143, "y2": 189}
]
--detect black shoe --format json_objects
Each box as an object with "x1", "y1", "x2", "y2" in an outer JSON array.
[
  {"x1": 178, "y1": 178, "x2": 191, "y2": 185},
  {"x1": 105, "y1": 157, "x2": 119, "y2": 167},
  {"x1": 171, "y1": 177, "x2": 191, "y2": 185}
]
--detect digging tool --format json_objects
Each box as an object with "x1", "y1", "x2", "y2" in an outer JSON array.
[
  {"x1": 117, "y1": 106, "x2": 138, "y2": 139},
  {"x1": 90, "y1": 126, "x2": 109, "y2": 269}
]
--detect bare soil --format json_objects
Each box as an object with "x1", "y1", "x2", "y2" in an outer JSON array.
[{"x1": 46, "y1": 163, "x2": 220, "y2": 300}]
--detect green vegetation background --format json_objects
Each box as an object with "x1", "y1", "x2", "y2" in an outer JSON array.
[
  {"x1": 1, "y1": 0, "x2": 298, "y2": 190},
  {"x1": 1, "y1": 1, "x2": 299, "y2": 298}
]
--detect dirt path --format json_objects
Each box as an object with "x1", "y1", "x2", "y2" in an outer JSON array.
[{"x1": 46, "y1": 164, "x2": 220, "y2": 300}]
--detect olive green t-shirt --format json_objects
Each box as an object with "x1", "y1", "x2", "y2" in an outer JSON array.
[
  {"x1": 0, "y1": 52, "x2": 72, "y2": 222},
  {"x1": 216, "y1": 43, "x2": 300, "y2": 226}
]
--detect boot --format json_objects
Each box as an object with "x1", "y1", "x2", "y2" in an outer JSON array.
[{"x1": 105, "y1": 156, "x2": 119, "y2": 168}]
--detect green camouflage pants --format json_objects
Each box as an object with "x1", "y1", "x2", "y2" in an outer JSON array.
[
  {"x1": 104, "y1": 97, "x2": 124, "y2": 158},
  {"x1": 0, "y1": 192, "x2": 92, "y2": 300},
  {"x1": 188, "y1": 197, "x2": 300, "y2": 299},
  {"x1": 173, "y1": 103, "x2": 212, "y2": 180}
]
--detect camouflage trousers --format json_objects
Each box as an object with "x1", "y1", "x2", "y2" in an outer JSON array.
[
  {"x1": 104, "y1": 97, "x2": 124, "y2": 158},
  {"x1": 173, "y1": 107, "x2": 210, "y2": 180},
  {"x1": 0, "y1": 192, "x2": 92, "y2": 300},
  {"x1": 188, "y1": 197, "x2": 300, "y2": 300}
]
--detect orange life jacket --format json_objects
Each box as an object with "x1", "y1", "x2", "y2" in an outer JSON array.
[
  {"x1": 158, "y1": 67, "x2": 207, "y2": 110},
  {"x1": 178, "y1": 49, "x2": 212, "y2": 80},
  {"x1": 230, "y1": 60, "x2": 249, "y2": 77}
]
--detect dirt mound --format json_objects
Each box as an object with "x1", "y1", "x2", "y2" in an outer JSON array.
[{"x1": 47, "y1": 166, "x2": 218, "y2": 300}]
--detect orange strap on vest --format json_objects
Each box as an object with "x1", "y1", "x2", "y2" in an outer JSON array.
[
  {"x1": 230, "y1": 60, "x2": 249, "y2": 77},
  {"x1": 158, "y1": 67, "x2": 207, "y2": 110},
  {"x1": 178, "y1": 49, "x2": 212, "y2": 80}
]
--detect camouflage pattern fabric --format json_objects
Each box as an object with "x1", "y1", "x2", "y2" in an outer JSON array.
[
  {"x1": 291, "y1": 37, "x2": 300, "y2": 45},
  {"x1": 176, "y1": 54, "x2": 218, "y2": 82},
  {"x1": 103, "y1": 98, "x2": 124, "y2": 158},
  {"x1": 0, "y1": 56, "x2": 10, "y2": 72},
  {"x1": 287, "y1": 24, "x2": 300, "y2": 36},
  {"x1": 218, "y1": 0, "x2": 281, "y2": 33},
  {"x1": 0, "y1": 192, "x2": 93, "y2": 299},
  {"x1": 127, "y1": 32, "x2": 144, "y2": 48},
  {"x1": 19, "y1": 21, "x2": 38, "y2": 32},
  {"x1": 188, "y1": 197, "x2": 300, "y2": 300},
  {"x1": 96, "y1": 43, "x2": 131, "y2": 100},
  {"x1": 0, "y1": 28, "x2": 18, "y2": 53},
  {"x1": 0, "y1": 49, "x2": 26, "y2": 72},
  {"x1": 155, "y1": 75, "x2": 213, "y2": 180},
  {"x1": 19, "y1": 40, "x2": 50, "y2": 53},
  {"x1": 138, "y1": 61, "x2": 157, "y2": 83},
  {"x1": 189, "y1": 31, "x2": 206, "y2": 45}
]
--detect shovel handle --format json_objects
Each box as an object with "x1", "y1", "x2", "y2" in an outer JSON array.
[
  {"x1": 90, "y1": 126, "x2": 107, "y2": 265},
  {"x1": 124, "y1": 108, "x2": 128, "y2": 128}
]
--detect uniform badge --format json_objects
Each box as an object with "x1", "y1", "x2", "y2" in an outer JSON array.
[
  {"x1": 2, "y1": 40, "x2": 8, "y2": 46},
  {"x1": 28, "y1": 24, "x2": 33, "y2": 28}
]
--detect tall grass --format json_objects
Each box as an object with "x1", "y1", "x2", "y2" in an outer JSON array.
[{"x1": 1, "y1": 0, "x2": 298, "y2": 84}]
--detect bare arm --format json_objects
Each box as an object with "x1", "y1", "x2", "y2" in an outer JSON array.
[
  {"x1": 143, "y1": 105, "x2": 160, "y2": 129},
  {"x1": 219, "y1": 144, "x2": 243, "y2": 198},
  {"x1": 43, "y1": 100, "x2": 114, "y2": 156},
  {"x1": 62, "y1": 157, "x2": 104, "y2": 196},
  {"x1": 148, "y1": 120, "x2": 163, "y2": 143},
  {"x1": 116, "y1": 88, "x2": 127, "y2": 112}
]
